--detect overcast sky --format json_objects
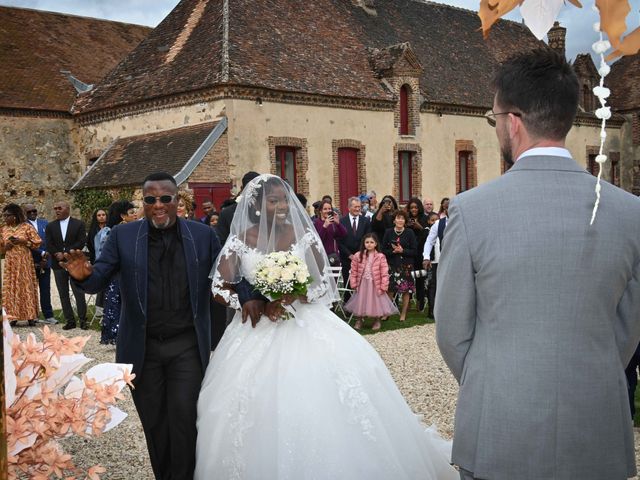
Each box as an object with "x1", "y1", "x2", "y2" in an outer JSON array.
[{"x1": 2, "y1": 0, "x2": 639, "y2": 61}]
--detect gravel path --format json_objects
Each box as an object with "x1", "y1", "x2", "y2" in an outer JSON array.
[{"x1": 15, "y1": 322, "x2": 640, "y2": 479}]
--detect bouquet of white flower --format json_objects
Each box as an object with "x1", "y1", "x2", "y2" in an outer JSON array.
[{"x1": 254, "y1": 251, "x2": 311, "y2": 303}]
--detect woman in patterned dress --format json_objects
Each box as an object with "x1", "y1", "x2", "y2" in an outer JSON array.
[{"x1": 1, "y1": 203, "x2": 42, "y2": 326}]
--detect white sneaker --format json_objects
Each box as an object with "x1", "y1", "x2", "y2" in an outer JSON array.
[{"x1": 41, "y1": 317, "x2": 58, "y2": 325}]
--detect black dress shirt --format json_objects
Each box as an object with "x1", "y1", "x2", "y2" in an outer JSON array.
[{"x1": 147, "y1": 223, "x2": 193, "y2": 339}]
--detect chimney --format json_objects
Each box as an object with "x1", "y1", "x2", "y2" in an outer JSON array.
[{"x1": 547, "y1": 21, "x2": 566, "y2": 58}]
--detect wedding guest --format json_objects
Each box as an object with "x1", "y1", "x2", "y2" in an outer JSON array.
[
  {"x1": 87, "y1": 208, "x2": 108, "y2": 264},
  {"x1": 1, "y1": 203, "x2": 41, "y2": 326},
  {"x1": 338, "y1": 196, "x2": 371, "y2": 297},
  {"x1": 61, "y1": 172, "x2": 222, "y2": 479},
  {"x1": 345, "y1": 233, "x2": 397, "y2": 331},
  {"x1": 367, "y1": 190, "x2": 378, "y2": 213},
  {"x1": 422, "y1": 212, "x2": 440, "y2": 318},
  {"x1": 177, "y1": 191, "x2": 194, "y2": 219},
  {"x1": 382, "y1": 209, "x2": 417, "y2": 322},
  {"x1": 436, "y1": 48, "x2": 640, "y2": 480},
  {"x1": 406, "y1": 197, "x2": 429, "y2": 312},
  {"x1": 422, "y1": 197, "x2": 434, "y2": 215},
  {"x1": 24, "y1": 203, "x2": 55, "y2": 324},
  {"x1": 99, "y1": 200, "x2": 136, "y2": 345},
  {"x1": 205, "y1": 212, "x2": 219, "y2": 228},
  {"x1": 313, "y1": 200, "x2": 347, "y2": 267},
  {"x1": 438, "y1": 197, "x2": 449, "y2": 219},
  {"x1": 199, "y1": 200, "x2": 215, "y2": 223},
  {"x1": 371, "y1": 194, "x2": 398, "y2": 239},
  {"x1": 45, "y1": 200, "x2": 87, "y2": 330}
]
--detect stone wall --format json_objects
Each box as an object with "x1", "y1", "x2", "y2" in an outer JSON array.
[{"x1": 0, "y1": 115, "x2": 82, "y2": 216}]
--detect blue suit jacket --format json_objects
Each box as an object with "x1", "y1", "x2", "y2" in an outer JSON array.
[
  {"x1": 78, "y1": 218, "x2": 221, "y2": 375},
  {"x1": 30, "y1": 218, "x2": 51, "y2": 268}
]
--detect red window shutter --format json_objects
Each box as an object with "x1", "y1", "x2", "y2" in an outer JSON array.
[{"x1": 400, "y1": 85, "x2": 409, "y2": 135}]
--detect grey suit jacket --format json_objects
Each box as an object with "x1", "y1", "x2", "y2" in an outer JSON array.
[{"x1": 436, "y1": 155, "x2": 640, "y2": 480}]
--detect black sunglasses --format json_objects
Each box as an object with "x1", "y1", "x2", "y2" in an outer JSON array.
[
  {"x1": 26, "y1": 209, "x2": 37, "y2": 214},
  {"x1": 143, "y1": 195, "x2": 175, "y2": 205}
]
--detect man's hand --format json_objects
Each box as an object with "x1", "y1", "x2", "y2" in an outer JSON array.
[
  {"x1": 59, "y1": 249, "x2": 93, "y2": 281},
  {"x1": 265, "y1": 301, "x2": 285, "y2": 322},
  {"x1": 242, "y1": 299, "x2": 266, "y2": 327},
  {"x1": 423, "y1": 259, "x2": 431, "y2": 269},
  {"x1": 54, "y1": 252, "x2": 64, "y2": 262}
]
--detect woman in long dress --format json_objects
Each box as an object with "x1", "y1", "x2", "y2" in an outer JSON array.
[
  {"x1": 1, "y1": 203, "x2": 42, "y2": 325},
  {"x1": 196, "y1": 175, "x2": 457, "y2": 480}
]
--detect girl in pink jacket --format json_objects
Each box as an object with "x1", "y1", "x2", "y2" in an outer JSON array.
[{"x1": 345, "y1": 233, "x2": 398, "y2": 331}]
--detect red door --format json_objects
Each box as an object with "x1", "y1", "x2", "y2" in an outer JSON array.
[
  {"x1": 338, "y1": 148, "x2": 359, "y2": 214},
  {"x1": 189, "y1": 182, "x2": 232, "y2": 219}
]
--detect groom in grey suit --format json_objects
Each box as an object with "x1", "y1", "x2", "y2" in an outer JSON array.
[{"x1": 436, "y1": 48, "x2": 640, "y2": 480}]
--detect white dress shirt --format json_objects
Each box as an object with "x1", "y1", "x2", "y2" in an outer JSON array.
[
  {"x1": 59, "y1": 217, "x2": 70, "y2": 242},
  {"x1": 423, "y1": 219, "x2": 443, "y2": 264},
  {"x1": 517, "y1": 146, "x2": 572, "y2": 161}
]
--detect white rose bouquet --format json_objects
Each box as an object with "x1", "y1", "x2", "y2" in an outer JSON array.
[{"x1": 254, "y1": 251, "x2": 311, "y2": 318}]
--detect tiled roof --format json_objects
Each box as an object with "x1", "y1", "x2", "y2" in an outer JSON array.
[
  {"x1": 72, "y1": 122, "x2": 220, "y2": 190},
  {"x1": 0, "y1": 6, "x2": 151, "y2": 112},
  {"x1": 608, "y1": 53, "x2": 640, "y2": 112},
  {"x1": 75, "y1": 0, "x2": 544, "y2": 113}
]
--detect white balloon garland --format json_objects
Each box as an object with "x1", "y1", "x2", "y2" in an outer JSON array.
[{"x1": 590, "y1": 9, "x2": 612, "y2": 225}]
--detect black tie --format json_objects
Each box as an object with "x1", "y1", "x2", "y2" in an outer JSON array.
[{"x1": 352, "y1": 217, "x2": 357, "y2": 234}]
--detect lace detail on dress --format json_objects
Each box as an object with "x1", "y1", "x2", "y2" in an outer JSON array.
[
  {"x1": 210, "y1": 234, "x2": 250, "y2": 310},
  {"x1": 336, "y1": 369, "x2": 377, "y2": 441}
]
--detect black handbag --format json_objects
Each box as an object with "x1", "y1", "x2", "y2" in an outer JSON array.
[{"x1": 327, "y1": 252, "x2": 341, "y2": 266}]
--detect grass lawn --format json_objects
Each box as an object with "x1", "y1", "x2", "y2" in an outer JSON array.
[{"x1": 335, "y1": 306, "x2": 433, "y2": 335}]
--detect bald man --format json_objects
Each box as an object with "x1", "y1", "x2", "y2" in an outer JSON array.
[{"x1": 45, "y1": 201, "x2": 87, "y2": 329}]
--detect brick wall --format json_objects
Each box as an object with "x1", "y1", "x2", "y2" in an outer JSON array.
[
  {"x1": 455, "y1": 140, "x2": 477, "y2": 193},
  {"x1": 633, "y1": 111, "x2": 640, "y2": 146},
  {"x1": 331, "y1": 139, "x2": 367, "y2": 209},
  {"x1": 267, "y1": 136, "x2": 309, "y2": 198},
  {"x1": 189, "y1": 131, "x2": 230, "y2": 182}
]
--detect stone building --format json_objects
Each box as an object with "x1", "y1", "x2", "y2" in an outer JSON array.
[
  {"x1": 1, "y1": 1, "x2": 637, "y2": 219},
  {"x1": 608, "y1": 51, "x2": 640, "y2": 195},
  {"x1": 0, "y1": 7, "x2": 151, "y2": 214}
]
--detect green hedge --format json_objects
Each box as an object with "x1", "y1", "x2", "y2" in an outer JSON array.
[{"x1": 72, "y1": 187, "x2": 136, "y2": 223}]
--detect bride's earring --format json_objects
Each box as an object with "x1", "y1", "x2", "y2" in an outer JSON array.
[{"x1": 255, "y1": 211, "x2": 261, "y2": 216}]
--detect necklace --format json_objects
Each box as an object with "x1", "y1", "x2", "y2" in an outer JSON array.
[{"x1": 394, "y1": 228, "x2": 404, "y2": 235}]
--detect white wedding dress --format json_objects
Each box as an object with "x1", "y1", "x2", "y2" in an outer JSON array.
[{"x1": 195, "y1": 240, "x2": 457, "y2": 480}]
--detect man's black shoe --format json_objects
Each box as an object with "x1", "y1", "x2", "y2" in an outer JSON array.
[
  {"x1": 28, "y1": 320, "x2": 36, "y2": 327},
  {"x1": 62, "y1": 323, "x2": 76, "y2": 330},
  {"x1": 10, "y1": 321, "x2": 17, "y2": 327},
  {"x1": 418, "y1": 300, "x2": 426, "y2": 312},
  {"x1": 80, "y1": 323, "x2": 89, "y2": 330}
]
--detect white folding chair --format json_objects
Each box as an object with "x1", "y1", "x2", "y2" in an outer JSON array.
[{"x1": 328, "y1": 266, "x2": 355, "y2": 324}]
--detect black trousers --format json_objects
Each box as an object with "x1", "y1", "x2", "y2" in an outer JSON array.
[
  {"x1": 53, "y1": 268, "x2": 87, "y2": 324},
  {"x1": 426, "y1": 263, "x2": 438, "y2": 317},
  {"x1": 132, "y1": 329, "x2": 203, "y2": 480},
  {"x1": 625, "y1": 342, "x2": 640, "y2": 418}
]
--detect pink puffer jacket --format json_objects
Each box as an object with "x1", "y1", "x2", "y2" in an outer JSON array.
[{"x1": 349, "y1": 251, "x2": 390, "y2": 292}]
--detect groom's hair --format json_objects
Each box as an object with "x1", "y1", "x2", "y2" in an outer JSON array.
[{"x1": 493, "y1": 48, "x2": 579, "y2": 141}]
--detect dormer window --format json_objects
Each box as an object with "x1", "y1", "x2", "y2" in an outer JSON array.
[{"x1": 400, "y1": 84, "x2": 410, "y2": 135}]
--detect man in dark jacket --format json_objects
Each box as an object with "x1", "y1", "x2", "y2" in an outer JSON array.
[{"x1": 62, "y1": 172, "x2": 221, "y2": 480}]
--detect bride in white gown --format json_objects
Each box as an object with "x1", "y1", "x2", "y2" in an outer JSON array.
[{"x1": 195, "y1": 175, "x2": 457, "y2": 480}]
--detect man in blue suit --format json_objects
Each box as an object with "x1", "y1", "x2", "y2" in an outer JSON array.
[
  {"x1": 24, "y1": 203, "x2": 55, "y2": 324},
  {"x1": 62, "y1": 172, "x2": 221, "y2": 480}
]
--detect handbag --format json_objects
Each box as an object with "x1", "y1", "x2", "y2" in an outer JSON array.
[{"x1": 328, "y1": 238, "x2": 341, "y2": 266}]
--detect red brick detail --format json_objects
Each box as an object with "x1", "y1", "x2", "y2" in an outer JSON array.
[
  {"x1": 392, "y1": 142, "x2": 422, "y2": 203},
  {"x1": 267, "y1": 136, "x2": 309, "y2": 198},
  {"x1": 455, "y1": 140, "x2": 477, "y2": 193},
  {"x1": 390, "y1": 78, "x2": 420, "y2": 136},
  {"x1": 190, "y1": 131, "x2": 230, "y2": 183},
  {"x1": 331, "y1": 139, "x2": 367, "y2": 209}
]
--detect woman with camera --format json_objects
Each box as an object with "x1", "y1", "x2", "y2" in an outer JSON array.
[
  {"x1": 382, "y1": 209, "x2": 417, "y2": 322},
  {"x1": 1, "y1": 203, "x2": 42, "y2": 326},
  {"x1": 371, "y1": 195, "x2": 398, "y2": 240},
  {"x1": 313, "y1": 200, "x2": 347, "y2": 266},
  {"x1": 406, "y1": 197, "x2": 429, "y2": 311}
]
